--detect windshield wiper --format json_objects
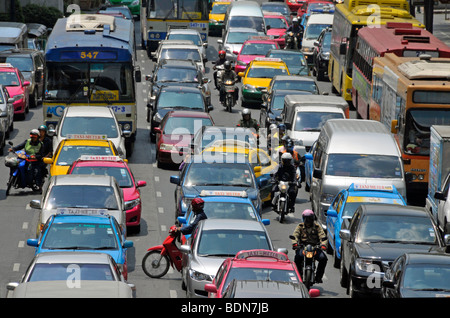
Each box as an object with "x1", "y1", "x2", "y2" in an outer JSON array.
[{"x1": 412, "y1": 288, "x2": 450, "y2": 292}]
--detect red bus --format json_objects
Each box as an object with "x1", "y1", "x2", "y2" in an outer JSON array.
[{"x1": 352, "y1": 22, "x2": 450, "y2": 120}]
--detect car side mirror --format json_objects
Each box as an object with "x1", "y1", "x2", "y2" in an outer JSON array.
[
  {"x1": 382, "y1": 279, "x2": 396, "y2": 289},
  {"x1": 177, "y1": 216, "x2": 187, "y2": 225},
  {"x1": 434, "y1": 191, "x2": 446, "y2": 201},
  {"x1": 170, "y1": 175, "x2": 180, "y2": 185},
  {"x1": 339, "y1": 229, "x2": 351, "y2": 241},
  {"x1": 313, "y1": 168, "x2": 322, "y2": 179},
  {"x1": 137, "y1": 180, "x2": 147, "y2": 188},
  {"x1": 204, "y1": 284, "x2": 217, "y2": 293},
  {"x1": 29, "y1": 199, "x2": 41, "y2": 209},
  {"x1": 304, "y1": 153, "x2": 313, "y2": 160},
  {"x1": 326, "y1": 209, "x2": 338, "y2": 218}
]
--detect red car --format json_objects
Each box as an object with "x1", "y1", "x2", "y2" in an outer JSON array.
[
  {"x1": 155, "y1": 110, "x2": 214, "y2": 167},
  {"x1": 264, "y1": 13, "x2": 289, "y2": 48},
  {"x1": 204, "y1": 249, "x2": 320, "y2": 298},
  {"x1": 286, "y1": 0, "x2": 307, "y2": 13},
  {"x1": 0, "y1": 63, "x2": 30, "y2": 119},
  {"x1": 297, "y1": 0, "x2": 334, "y2": 19},
  {"x1": 67, "y1": 155, "x2": 147, "y2": 233},
  {"x1": 235, "y1": 37, "x2": 279, "y2": 74}
]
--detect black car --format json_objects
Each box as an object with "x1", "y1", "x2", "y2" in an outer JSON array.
[
  {"x1": 382, "y1": 252, "x2": 450, "y2": 298},
  {"x1": 312, "y1": 27, "x2": 331, "y2": 81},
  {"x1": 339, "y1": 204, "x2": 447, "y2": 298},
  {"x1": 222, "y1": 279, "x2": 319, "y2": 298},
  {"x1": 147, "y1": 85, "x2": 213, "y2": 141},
  {"x1": 0, "y1": 48, "x2": 45, "y2": 107},
  {"x1": 260, "y1": 89, "x2": 312, "y2": 128},
  {"x1": 146, "y1": 59, "x2": 211, "y2": 106}
]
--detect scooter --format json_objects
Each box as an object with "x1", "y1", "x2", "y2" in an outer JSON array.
[
  {"x1": 222, "y1": 78, "x2": 237, "y2": 112},
  {"x1": 289, "y1": 237, "x2": 320, "y2": 290},
  {"x1": 272, "y1": 180, "x2": 296, "y2": 223},
  {"x1": 142, "y1": 225, "x2": 183, "y2": 278},
  {"x1": 285, "y1": 31, "x2": 303, "y2": 50},
  {"x1": 5, "y1": 142, "x2": 40, "y2": 196}
]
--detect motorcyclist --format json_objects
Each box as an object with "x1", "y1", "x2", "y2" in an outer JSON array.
[
  {"x1": 176, "y1": 197, "x2": 207, "y2": 235},
  {"x1": 219, "y1": 60, "x2": 239, "y2": 104},
  {"x1": 237, "y1": 108, "x2": 259, "y2": 131},
  {"x1": 291, "y1": 209, "x2": 328, "y2": 283},
  {"x1": 272, "y1": 152, "x2": 298, "y2": 213},
  {"x1": 8, "y1": 129, "x2": 44, "y2": 192},
  {"x1": 213, "y1": 50, "x2": 228, "y2": 89},
  {"x1": 38, "y1": 124, "x2": 53, "y2": 183},
  {"x1": 286, "y1": 18, "x2": 304, "y2": 49}
]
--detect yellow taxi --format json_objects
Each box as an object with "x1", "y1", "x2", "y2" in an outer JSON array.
[
  {"x1": 238, "y1": 57, "x2": 290, "y2": 106},
  {"x1": 201, "y1": 140, "x2": 278, "y2": 203},
  {"x1": 43, "y1": 134, "x2": 120, "y2": 176},
  {"x1": 209, "y1": 1, "x2": 231, "y2": 35}
]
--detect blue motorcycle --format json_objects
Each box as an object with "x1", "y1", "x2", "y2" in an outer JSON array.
[{"x1": 5, "y1": 142, "x2": 40, "y2": 196}]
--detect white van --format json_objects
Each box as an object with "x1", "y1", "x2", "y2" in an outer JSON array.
[
  {"x1": 309, "y1": 119, "x2": 406, "y2": 228},
  {"x1": 302, "y1": 13, "x2": 334, "y2": 63},
  {"x1": 224, "y1": 1, "x2": 266, "y2": 35}
]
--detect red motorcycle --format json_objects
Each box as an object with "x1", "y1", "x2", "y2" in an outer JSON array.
[{"x1": 142, "y1": 225, "x2": 183, "y2": 278}]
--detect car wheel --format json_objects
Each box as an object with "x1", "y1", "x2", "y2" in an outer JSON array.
[
  {"x1": 339, "y1": 251, "x2": 348, "y2": 288},
  {"x1": 348, "y1": 271, "x2": 361, "y2": 298},
  {"x1": 333, "y1": 247, "x2": 341, "y2": 268}
]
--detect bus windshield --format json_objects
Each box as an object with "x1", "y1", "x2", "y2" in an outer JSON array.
[
  {"x1": 148, "y1": 0, "x2": 208, "y2": 20},
  {"x1": 45, "y1": 62, "x2": 134, "y2": 103}
]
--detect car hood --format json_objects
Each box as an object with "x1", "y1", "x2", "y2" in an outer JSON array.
[
  {"x1": 193, "y1": 255, "x2": 231, "y2": 278},
  {"x1": 122, "y1": 187, "x2": 139, "y2": 201},
  {"x1": 290, "y1": 131, "x2": 319, "y2": 147},
  {"x1": 355, "y1": 242, "x2": 442, "y2": 262},
  {"x1": 156, "y1": 107, "x2": 201, "y2": 119},
  {"x1": 267, "y1": 29, "x2": 287, "y2": 37},
  {"x1": 225, "y1": 44, "x2": 244, "y2": 55},
  {"x1": 5, "y1": 86, "x2": 24, "y2": 96},
  {"x1": 238, "y1": 55, "x2": 262, "y2": 65},
  {"x1": 183, "y1": 185, "x2": 258, "y2": 200},
  {"x1": 160, "y1": 133, "x2": 193, "y2": 147}
]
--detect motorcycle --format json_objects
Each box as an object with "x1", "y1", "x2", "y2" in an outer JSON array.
[
  {"x1": 222, "y1": 78, "x2": 237, "y2": 112},
  {"x1": 272, "y1": 180, "x2": 296, "y2": 223},
  {"x1": 5, "y1": 142, "x2": 41, "y2": 196},
  {"x1": 289, "y1": 237, "x2": 321, "y2": 290},
  {"x1": 142, "y1": 225, "x2": 183, "y2": 278},
  {"x1": 285, "y1": 31, "x2": 303, "y2": 50}
]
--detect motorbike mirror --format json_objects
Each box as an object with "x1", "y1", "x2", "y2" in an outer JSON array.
[{"x1": 289, "y1": 235, "x2": 296, "y2": 240}]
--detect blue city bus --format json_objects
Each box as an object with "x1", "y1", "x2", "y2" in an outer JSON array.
[
  {"x1": 43, "y1": 14, "x2": 140, "y2": 154},
  {"x1": 140, "y1": 0, "x2": 209, "y2": 56}
]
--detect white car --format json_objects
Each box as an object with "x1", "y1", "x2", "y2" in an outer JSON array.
[
  {"x1": 151, "y1": 41, "x2": 205, "y2": 74},
  {"x1": 50, "y1": 106, "x2": 128, "y2": 158},
  {"x1": 165, "y1": 29, "x2": 208, "y2": 62},
  {"x1": 218, "y1": 27, "x2": 262, "y2": 61}
]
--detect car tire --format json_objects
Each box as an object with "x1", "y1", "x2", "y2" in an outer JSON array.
[{"x1": 339, "y1": 250, "x2": 348, "y2": 288}]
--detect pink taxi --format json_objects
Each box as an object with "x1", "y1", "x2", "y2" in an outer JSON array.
[
  {"x1": 0, "y1": 63, "x2": 30, "y2": 119},
  {"x1": 264, "y1": 13, "x2": 289, "y2": 48},
  {"x1": 235, "y1": 37, "x2": 279, "y2": 74}
]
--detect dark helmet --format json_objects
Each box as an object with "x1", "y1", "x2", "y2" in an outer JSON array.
[
  {"x1": 281, "y1": 135, "x2": 291, "y2": 145},
  {"x1": 224, "y1": 60, "x2": 232, "y2": 71},
  {"x1": 191, "y1": 197, "x2": 205, "y2": 212},
  {"x1": 38, "y1": 124, "x2": 48, "y2": 132},
  {"x1": 302, "y1": 209, "x2": 314, "y2": 226},
  {"x1": 219, "y1": 50, "x2": 226, "y2": 58},
  {"x1": 278, "y1": 123, "x2": 286, "y2": 132}
]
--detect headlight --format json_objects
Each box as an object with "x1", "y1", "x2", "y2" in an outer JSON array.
[
  {"x1": 123, "y1": 123, "x2": 131, "y2": 131},
  {"x1": 13, "y1": 94, "x2": 24, "y2": 102},
  {"x1": 355, "y1": 258, "x2": 380, "y2": 273},
  {"x1": 302, "y1": 47, "x2": 312, "y2": 53},
  {"x1": 131, "y1": 0, "x2": 139, "y2": 5},
  {"x1": 125, "y1": 198, "x2": 141, "y2": 210},
  {"x1": 320, "y1": 193, "x2": 335, "y2": 204},
  {"x1": 243, "y1": 84, "x2": 256, "y2": 92},
  {"x1": 209, "y1": 19, "x2": 217, "y2": 24},
  {"x1": 280, "y1": 183, "x2": 288, "y2": 191},
  {"x1": 189, "y1": 269, "x2": 213, "y2": 282}
]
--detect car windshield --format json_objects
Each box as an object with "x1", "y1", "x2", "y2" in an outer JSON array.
[
  {"x1": 45, "y1": 185, "x2": 119, "y2": 210},
  {"x1": 227, "y1": 31, "x2": 258, "y2": 44},
  {"x1": 70, "y1": 166, "x2": 133, "y2": 188},
  {"x1": 222, "y1": 267, "x2": 299, "y2": 295},
  {"x1": 211, "y1": 3, "x2": 228, "y2": 14},
  {"x1": 342, "y1": 197, "x2": 405, "y2": 218},
  {"x1": 241, "y1": 43, "x2": 277, "y2": 55},
  {"x1": 247, "y1": 67, "x2": 288, "y2": 78},
  {"x1": 157, "y1": 91, "x2": 204, "y2": 109},
  {"x1": 185, "y1": 163, "x2": 254, "y2": 187},
  {"x1": 163, "y1": 117, "x2": 212, "y2": 135},
  {"x1": 28, "y1": 263, "x2": 115, "y2": 282},
  {"x1": 403, "y1": 264, "x2": 450, "y2": 291},
  {"x1": 56, "y1": 145, "x2": 114, "y2": 166},
  {"x1": 294, "y1": 111, "x2": 343, "y2": 131},
  {"x1": 323, "y1": 32, "x2": 331, "y2": 48},
  {"x1": 200, "y1": 129, "x2": 258, "y2": 150},
  {"x1": 160, "y1": 48, "x2": 201, "y2": 62},
  {"x1": 272, "y1": 93, "x2": 310, "y2": 110},
  {"x1": 229, "y1": 16, "x2": 265, "y2": 32},
  {"x1": 197, "y1": 229, "x2": 270, "y2": 257},
  {"x1": 305, "y1": 24, "x2": 331, "y2": 40},
  {"x1": 357, "y1": 215, "x2": 438, "y2": 244},
  {"x1": 0, "y1": 71, "x2": 19, "y2": 86},
  {"x1": 3, "y1": 56, "x2": 33, "y2": 72},
  {"x1": 156, "y1": 68, "x2": 199, "y2": 83},
  {"x1": 187, "y1": 202, "x2": 258, "y2": 223},
  {"x1": 264, "y1": 17, "x2": 288, "y2": 29},
  {"x1": 273, "y1": 80, "x2": 318, "y2": 93},
  {"x1": 41, "y1": 222, "x2": 118, "y2": 250},
  {"x1": 268, "y1": 52, "x2": 306, "y2": 68},
  {"x1": 60, "y1": 117, "x2": 119, "y2": 138},
  {"x1": 167, "y1": 34, "x2": 201, "y2": 46},
  {"x1": 326, "y1": 154, "x2": 403, "y2": 178}
]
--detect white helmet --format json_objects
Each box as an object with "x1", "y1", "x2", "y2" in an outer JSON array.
[{"x1": 281, "y1": 152, "x2": 293, "y2": 162}]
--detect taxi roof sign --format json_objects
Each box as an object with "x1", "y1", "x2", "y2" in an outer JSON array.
[
  {"x1": 199, "y1": 190, "x2": 248, "y2": 198},
  {"x1": 78, "y1": 155, "x2": 122, "y2": 162},
  {"x1": 253, "y1": 57, "x2": 282, "y2": 62},
  {"x1": 351, "y1": 184, "x2": 394, "y2": 192},
  {"x1": 56, "y1": 208, "x2": 109, "y2": 216},
  {"x1": 0, "y1": 63, "x2": 14, "y2": 68},
  {"x1": 235, "y1": 249, "x2": 288, "y2": 261},
  {"x1": 247, "y1": 36, "x2": 272, "y2": 41},
  {"x1": 65, "y1": 134, "x2": 108, "y2": 140}
]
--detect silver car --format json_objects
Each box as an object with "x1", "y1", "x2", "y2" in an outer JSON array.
[
  {"x1": 218, "y1": 27, "x2": 262, "y2": 61},
  {"x1": 180, "y1": 219, "x2": 280, "y2": 298},
  {"x1": 165, "y1": 29, "x2": 208, "y2": 62},
  {"x1": 29, "y1": 174, "x2": 126, "y2": 237},
  {"x1": 6, "y1": 252, "x2": 135, "y2": 298},
  {"x1": 50, "y1": 106, "x2": 128, "y2": 158},
  {"x1": 0, "y1": 84, "x2": 14, "y2": 152}
]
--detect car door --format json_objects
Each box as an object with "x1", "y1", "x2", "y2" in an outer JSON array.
[
  {"x1": 438, "y1": 172, "x2": 450, "y2": 229},
  {"x1": 256, "y1": 149, "x2": 277, "y2": 200},
  {"x1": 310, "y1": 140, "x2": 324, "y2": 213},
  {"x1": 343, "y1": 207, "x2": 362, "y2": 273},
  {"x1": 327, "y1": 191, "x2": 343, "y2": 249},
  {"x1": 304, "y1": 140, "x2": 317, "y2": 189}
]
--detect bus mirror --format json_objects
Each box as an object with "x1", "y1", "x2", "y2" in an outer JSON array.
[
  {"x1": 339, "y1": 38, "x2": 348, "y2": 55},
  {"x1": 391, "y1": 120, "x2": 398, "y2": 133}
]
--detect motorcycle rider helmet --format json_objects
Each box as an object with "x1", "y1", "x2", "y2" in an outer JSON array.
[
  {"x1": 30, "y1": 129, "x2": 40, "y2": 137},
  {"x1": 302, "y1": 209, "x2": 315, "y2": 226},
  {"x1": 278, "y1": 123, "x2": 286, "y2": 132},
  {"x1": 292, "y1": 17, "x2": 298, "y2": 23},
  {"x1": 224, "y1": 60, "x2": 232, "y2": 71},
  {"x1": 242, "y1": 108, "x2": 251, "y2": 119},
  {"x1": 281, "y1": 152, "x2": 293, "y2": 165},
  {"x1": 218, "y1": 50, "x2": 226, "y2": 58},
  {"x1": 38, "y1": 125, "x2": 48, "y2": 132},
  {"x1": 269, "y1": 123, "x2": 277, "y2": 131},
  {"x1": 191, "y1": 197, "x2": 205, "y2": 212}
]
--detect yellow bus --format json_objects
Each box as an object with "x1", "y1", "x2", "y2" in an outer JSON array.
[
  {"x1": 328, "y1": 0, "x2": 424, "y2": 103},
  {"x1": 370, "y1": 53, "x2": 450, "y2": 201}
]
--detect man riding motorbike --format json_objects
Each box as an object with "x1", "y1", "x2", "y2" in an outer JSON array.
[
  {"x1": 213, "y1": 50, "x2": 228, "y2": 89},
  {"x1": 8, "y1": 129, "x2": 44, "y2": 192},
  {"x1": 237, "y1": 108, "x2": 259, "y2": 130},
  {"x1": 272, "y1": 152, "x2": 298, "y2": 213},
  {"x1": 291, "y1": 209, "x2": 328, "y2": 283},
  {"x1": 219, "y1": 60, "x2": 239, "y2": 105},
  {"x1": 38, "y1": 124, "x2": 53, "y2": 181},
  {"x1": 285, "y1": 18, "x2": 304, "y2": 49},
  {"x1": 176, "y1": 198, "x2": 207, "y2": 235}
]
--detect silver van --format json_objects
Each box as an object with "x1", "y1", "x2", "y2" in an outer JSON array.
[
  {"x1": 224, "y1": 1, "x2": 266, "y2": 35},
  {"x1": 0, "y1": 22, "x2": 28, "y2": 51},
  {"x1": 308, "y1": 119, "x2": 406, "y2": 228}
]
